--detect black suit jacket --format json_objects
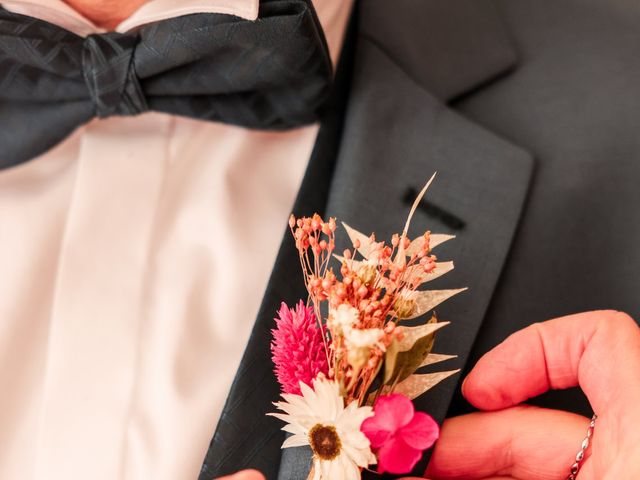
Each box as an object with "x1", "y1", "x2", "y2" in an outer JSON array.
[{"x1": 200, "y1": 1, "x2": 640, "y2": 478}]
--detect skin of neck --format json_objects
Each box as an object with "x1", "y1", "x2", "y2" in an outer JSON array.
[{"x1": 64, "y1": 0, "x2": 148, "y2": 29}]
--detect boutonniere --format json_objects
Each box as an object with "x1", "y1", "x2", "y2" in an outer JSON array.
[{"x1": 268, "y1": 175, "x2": 464, "y2": 479}]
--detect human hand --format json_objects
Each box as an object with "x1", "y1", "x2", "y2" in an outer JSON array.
[
  {"x1": 215, "y1": 469, "x2": 265, "y2": 480},
  {"x1": 426, "y1": 310, "x2": 640, "y2": 480}
]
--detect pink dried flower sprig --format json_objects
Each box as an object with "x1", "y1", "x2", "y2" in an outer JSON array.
[
  {"x1": 289, "y1": 214, "x2": 337, "y2": 293},
  {"x1": 270, "y1": 301, "x2": 329, "y2": 395},
  {"x1": 292, "y1": 216, "x2": 438, "y2": 327},
  {"x1": 286, "y1": 214, "x2": 440, "y2": 405}
]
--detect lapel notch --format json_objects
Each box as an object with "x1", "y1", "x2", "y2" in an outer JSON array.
[{"x1": 359, "y1": 0, "x2": 519, "y2": 102}]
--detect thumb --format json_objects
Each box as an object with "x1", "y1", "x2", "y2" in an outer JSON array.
[{"x1": 462, "y1": 310, "x2": 640, "y2": 416}]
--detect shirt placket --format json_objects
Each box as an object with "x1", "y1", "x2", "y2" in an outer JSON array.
[{"x1": 34, "y1": 115, "x2": 171, "y2": 480}]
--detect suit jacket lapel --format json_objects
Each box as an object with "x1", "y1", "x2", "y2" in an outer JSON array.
[
  {"x1": 331, "y1": 37, "x2": 533, "y2": 480},
  {"x1": 279, "y1": 1, "x2": 534, "y2": 478},
  {"x1": 359, "y1": 0, "x2": 519, "y2": 102}
]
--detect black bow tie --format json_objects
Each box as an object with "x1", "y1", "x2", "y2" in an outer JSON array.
[{"x1": 0, "y1": 1, "x2": 332, "y2": 169}]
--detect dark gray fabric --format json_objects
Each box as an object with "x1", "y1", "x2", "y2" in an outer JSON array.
[
  {"x1": 0, "y1": 0, "x2": 332, "y2": 169},
  {"x1": 359, "y1": 0, "x2": 518, "y2": 102},
  {"x1": 448, "y1": 0, "x2": 640, "y2": 417}
]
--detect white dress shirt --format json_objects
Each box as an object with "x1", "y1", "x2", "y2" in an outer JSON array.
[{"x1": 0, "y1": 1, "x2": 352, "y2": 478}]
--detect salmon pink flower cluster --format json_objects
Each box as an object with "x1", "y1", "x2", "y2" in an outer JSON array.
[{"x1": 269, "y1": 177, "x2": 464, "y2": 480}]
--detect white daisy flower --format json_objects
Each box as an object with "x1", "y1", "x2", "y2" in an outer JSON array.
[{"x1": 269, "y1": 377, "x2": 376, "y2": 480}]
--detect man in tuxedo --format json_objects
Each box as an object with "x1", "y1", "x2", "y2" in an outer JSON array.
[{"x1": 0, "y1": 1, "x2": 638, "y2": 479}]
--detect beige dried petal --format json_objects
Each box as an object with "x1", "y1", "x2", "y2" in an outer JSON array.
[
  {"x1": 396, "y1": 321, "x2": 450, "y2": 352},
  {"x1": 430, "y1": 234, "x2": 456, "y2": 249},
  {"x1": 384, "y1": 315, "x2": 442, "y2": 385},
  {"x1": 402, "y1": 288, "x2": 467, "y2": 320},
  {"x1": 342, "y1": 222, "x2": 376, "y2": 259},
  {"x1": 419, "y1": 353, "x2": 457, "y2": 368},
  {"x1": 402, "y1": 172, "x2": 437, "y2": 236},
  {"x1": 332, "y1": 254, "x2": 354, "y2": 264},
  {"x1": 394, "y1": 370, "x2": 460, "y2": 400},
  {"x1": 403, "y1": 261, "x2": 454, "y2": 286},
  {"x1": 405, "y1": 234, "x2": 456, "y2": 257}
]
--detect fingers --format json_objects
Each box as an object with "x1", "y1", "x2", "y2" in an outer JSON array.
[
  {"x1": 215, "y1": 470, "x2": 266, "y2": 480},
  {"x1": 425, "y1": 406, "x2": 590, "y2": 480},
  {"x1": 462, "y1": 310, "x2": 640, "y2": 415}
]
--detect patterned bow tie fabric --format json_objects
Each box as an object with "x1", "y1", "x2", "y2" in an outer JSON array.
[{"x1": 0, "y1": 0, "x2": 332, "y2": 169}]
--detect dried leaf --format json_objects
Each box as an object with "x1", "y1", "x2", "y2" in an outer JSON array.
[
  {"x1": 383, "y1": 317, "x2": 448, "y2": 385},
  {"x1": 403, "y1": 261, "x2": 454, "y2": 286},
  {"x1": 405, "y1": 234, "x2": 455, "y2": 257},
  {"x1": 402, "y1": 288, "x2": 467, "y2": 320},
  {"x1": 341, "y1": 222, "x2": 376, "y2": 259},
  {"x1": 394, "y1": 370, "x2": 460, "y2": 400},
  {"x1": 430, "y1": 234, "x2": 456, "y2": 249},
  {"x1": 396, "y1": 320, "x2": 449, "y2": 352},
  {"x1": 402, "y1": 172, "x2": 437, "y2": 236},
  {"x1": 384, "y1": 316, "x2": 439, "y2": 385},
  {"x1": 419, "y1": 353, "x2": 457, "y2": 369}
]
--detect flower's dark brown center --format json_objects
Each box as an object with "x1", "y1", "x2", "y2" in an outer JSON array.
[{"x1": 309, "y1": 424, "x2": 341, "y2": 460}]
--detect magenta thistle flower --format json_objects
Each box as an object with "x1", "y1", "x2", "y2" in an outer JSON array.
[{"x1": 271, "y1": 301, "x2": 329, "y2": 395}]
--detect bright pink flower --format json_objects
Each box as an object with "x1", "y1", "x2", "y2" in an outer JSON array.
[
  {"x1": 271, "y1": 301, "x2": 329, "y2": 395},
  {"x1": 361, "y1": 394, "x2": 439, "y2": 474}
]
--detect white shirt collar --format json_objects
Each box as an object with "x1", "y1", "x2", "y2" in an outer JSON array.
[{"x1": 1, "y1": 0, "x2": 259, "y2": 35}]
